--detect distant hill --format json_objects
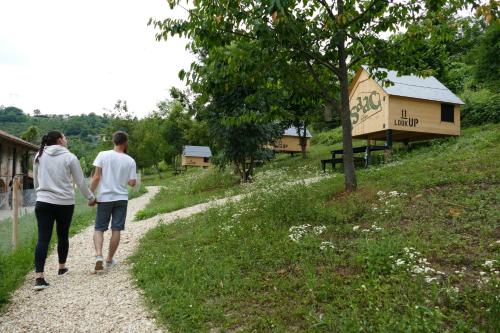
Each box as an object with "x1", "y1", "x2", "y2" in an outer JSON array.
[{"x1": 0, "y1": 106, "x2": 111, "y2": 144}]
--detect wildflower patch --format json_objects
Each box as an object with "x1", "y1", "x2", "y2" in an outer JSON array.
[
  {"x1": 371, "y1": 190, "x2": 407, "y2": 216},
  {"x1": 391, "y1": 247, "x2": 445, "y2": 284}
]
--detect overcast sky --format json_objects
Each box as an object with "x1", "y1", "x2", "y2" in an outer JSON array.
[{"x1": 0, "y1": 0, "x2": 194, "y2": 118}]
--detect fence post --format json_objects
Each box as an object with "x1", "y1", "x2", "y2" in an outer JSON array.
[{"x1": 12, "y1": 177, "x2": 20, "y2": 250}]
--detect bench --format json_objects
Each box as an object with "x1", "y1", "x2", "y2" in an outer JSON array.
[{"x1": 322, "y1": 145, "x2": 387, "y2": 172}]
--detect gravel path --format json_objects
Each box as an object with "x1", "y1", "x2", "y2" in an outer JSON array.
[
  {"x1": 0, "y1": 187, "x2": 163, "y2": 333},
  {"x1": 0, "y1": 176, "x2": 329, "y2": 333}
]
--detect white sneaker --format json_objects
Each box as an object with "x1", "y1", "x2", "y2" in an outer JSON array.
[
  {"x1": 106, "y1": 259, "x2": 118, "y2": 269},
  {"x1": 94, "y1": 256, "x2": 104, "y2": 273}
]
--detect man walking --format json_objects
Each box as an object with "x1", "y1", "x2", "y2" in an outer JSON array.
[{"x1": 90, "y1": 131, "x2": 137, "y2": 273}]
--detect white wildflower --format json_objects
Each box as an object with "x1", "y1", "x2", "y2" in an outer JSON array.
[
  {"x1": 319, "y1": 241, "x2": 335, "y2": 251},
  {"x1": 313, "y1": 226, "x2": 327, "y2": 235},
  {"x1": 396, "y1": 259, "x2": 406, "y2": 266},
  {"x1": 484, "y1": 260, "x2": 496, "y2": 268},
  {"x1": 425, "y1": 276, "x2": 438, "y2": 283}
]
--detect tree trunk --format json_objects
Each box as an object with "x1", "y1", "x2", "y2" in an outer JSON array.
[
  {"x1": 338, "y1": 0, "x2": 357, "y2": 192},
  {"x1": 233, "y1": 162, "x2": 240, "y2": 176},
  {"x1": 300, "y1": 123, "x2": 308, "y2": 160},
  {"x1": 246, "y1": 155, "x2": 254, "y2": 181},
  {"x1": 155, "y1": 164, "x2": 163, "y2": 179},
  {"x1": 235, "y1": 160, "x2": 244, "y2": 181}
]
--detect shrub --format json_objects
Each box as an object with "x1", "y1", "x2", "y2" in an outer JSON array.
[
  {"x1": 461, "y1": 89, "x2": 500, "y2": 126},
  {"x1": 311, "y1": 127, "x2": 343, "y2": 145}
]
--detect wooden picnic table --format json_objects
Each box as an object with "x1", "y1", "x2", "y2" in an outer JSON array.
[{"x1": 321, "y1": 145, "x2": 387, "y2": 172}]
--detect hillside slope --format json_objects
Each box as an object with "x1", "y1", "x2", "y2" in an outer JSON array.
[{"x1": 131, "y1": 124, "x2": 499, "y2": 332}]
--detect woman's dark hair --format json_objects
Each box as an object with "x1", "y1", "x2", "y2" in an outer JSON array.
[{"x1": 35, "y1": 131, "x2": 63, "y2": 163}]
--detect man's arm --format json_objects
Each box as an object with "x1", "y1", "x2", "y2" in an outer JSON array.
[
  {"x1": 128, "y1": 160, "x2": 137, "y2": 187},
  {"x1": 90, "y1": 167, "x2": 102, "y2": 193}
]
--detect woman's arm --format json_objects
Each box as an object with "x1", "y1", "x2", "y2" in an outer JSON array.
[
  {"x1": 69, "y1": 156, "x2": 95, "y2": 202},
  {"x1": 33, "y1": 157, "x2": 39, "y2": 189}
]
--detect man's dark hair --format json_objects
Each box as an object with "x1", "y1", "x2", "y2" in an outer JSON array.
[{"x1": 112, "y1": 131, "x2": 129, "y2": 145}]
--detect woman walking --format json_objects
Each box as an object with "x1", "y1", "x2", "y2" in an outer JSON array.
[{"x1": 33, "y1": 131, "x2": 95, "y2": 290}]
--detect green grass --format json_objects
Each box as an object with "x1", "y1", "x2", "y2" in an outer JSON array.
[
  {"x1": 129, "y1": 183, "x2": 148, "y2": 200},
  {"x1": 131, "y1": 124, "x2": 500, "y2": 332},
  {"x1": 136, "y1": 137, "x2": 349, "y2": 220},
  {"x1": 136, "y1": 168, "x2": 240, "y2": 220},
  {"x1": 141, "y1": 169, "x2": 179, "y2": 187},
  {"x1": 0, "y1": 193, "x2": 98, "y2": 311}
]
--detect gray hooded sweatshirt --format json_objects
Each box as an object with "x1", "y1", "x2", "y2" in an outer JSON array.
[{"x1": 34, "y1": 145, "x2": 94, "y2": 205}]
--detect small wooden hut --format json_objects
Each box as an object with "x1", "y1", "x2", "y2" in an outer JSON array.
[
  {"x1": 181, "y1": 145, "x2": 212, "y2": 168},
  {"x1": 0, "y1": 130, "x2": 38, "y2": 208},
  {"x1": 270, "y1": 127, "x2": 313, "y2": 153},
  {"x1": 349, "y1": 66, "x2": 463, "y2": 144}
]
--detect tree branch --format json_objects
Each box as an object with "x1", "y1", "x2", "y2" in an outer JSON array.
[
  {"x1": 347, "y1": 0, "x2": 387, "y2": 27},
  {"x1": 316, "y1": 0, "x2": 337, "y2": 22},
  {"x1": 305, "y1": 60, "x2": 338, "y2": 107}
]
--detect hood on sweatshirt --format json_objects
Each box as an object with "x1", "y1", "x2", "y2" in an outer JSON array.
[{"x1": 43, "y1": 145, "x2": 70, "y2": 156}]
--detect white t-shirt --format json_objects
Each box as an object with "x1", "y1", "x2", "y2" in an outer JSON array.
[{"x1": 93, "y1": 150, "x2": 137, "y2": 202}]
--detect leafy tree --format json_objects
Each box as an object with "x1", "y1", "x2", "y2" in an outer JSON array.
[
  {"x1": 279, "y1": 68, "x2": 325, "y2": 159},
  {"x1": 192, "y1": 39, "x2": 285, "y2": 182},
  {"x1": 130, "y1": 115, "x2": 169, "y2": 177},
  {"x1": 155, "y1": 100, "x2": 192, "y2": 165},
  {"x1": 0, "y1": 106, "x2": 28, "y2": 123},
  {"x1": 101, "y1": 99, "x2": 137, "y2": 141},
  {"x1": 472, "y1": 21, "x2": 500, "y2": 91},
  {"x1": 152, "y1": 0, "x2": 474, "y2": 191},
  {"x1": 20, "y1": 125, "x2": 40, "y2": 143}
]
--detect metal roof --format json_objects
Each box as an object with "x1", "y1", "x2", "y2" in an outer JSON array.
[
  {"x1": 0, "y1": 130, "x2": 39, "y2": 151},
  {"x1": 363, "y1": 66, "x2": 464, "y2": 105},
  {"x1": 284, "y1": 127, "x2": 312, "y2": 138},
  {"x1": 183, "y1": 145, "x2": 212, "y2": 158}
]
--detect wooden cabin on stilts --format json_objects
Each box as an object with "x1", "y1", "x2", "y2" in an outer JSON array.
[
  {"x1": 322, "y1": 66, "x2": 464, "y2": 171},
  {"x1": 269, "y1": 127, "x2": 313, "y2": 156}
]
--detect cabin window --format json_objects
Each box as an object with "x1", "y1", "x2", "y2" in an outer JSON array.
[
  {"x1": 441, "y1": 104, "x2": 454, "y2": 123},
  {"x1": 203, "y1": 157, "x2": 210, "y2": 163}
]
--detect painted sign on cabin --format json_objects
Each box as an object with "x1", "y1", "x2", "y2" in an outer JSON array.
[
  {"x1": 348, "y1": 67, "x2": 463, "y2": 142},
  {"x1": 181, "y1": 145, "x2": 212, "y2": 168}
]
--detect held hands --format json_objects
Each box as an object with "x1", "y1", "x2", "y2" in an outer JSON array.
[{"x1": 88, "y1": 198, "x2": 97, "y2": 207}]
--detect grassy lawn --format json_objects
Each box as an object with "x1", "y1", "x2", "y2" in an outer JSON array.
[
  {"x1": 135, "y1": 136, "x2": 347, "y2": 221},
  {"x1": 131, "y1": 124, "x2": 500, "y2": 332},
  {"x1": 136, "y1": 168, "x2": 240, "y2": 220}
]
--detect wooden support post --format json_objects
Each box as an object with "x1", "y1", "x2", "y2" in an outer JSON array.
[
  {"x1": 403, "y1": 139, "x2": 410, "y2": 152},
  {"x1": 385, "y1": 129, "x2": 393, "y2": 162},
  {"x1": 386, "y1": 129, "x2": 393, "y2": 148},
  {"x1": 365, "y1": 146, "x2": 371, "y2": 167},
  {"x1": 11, "y1": 177, "x2": 20, "y2": 250}
]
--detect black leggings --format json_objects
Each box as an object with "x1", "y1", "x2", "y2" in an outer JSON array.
[{"x1": 34, "y1": 201, "x2": 75, "y2": 273}]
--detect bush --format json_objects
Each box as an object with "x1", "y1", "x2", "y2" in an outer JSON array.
[
  {"x1": 461, "y1": 89, "x2": 500, "y2": 126},
  {"x1": 185, "y1": 168, "x2": 238, "y2": 194},
  {"x1": 311, "y1": 127, "x2": 343, "y2": 145}
]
